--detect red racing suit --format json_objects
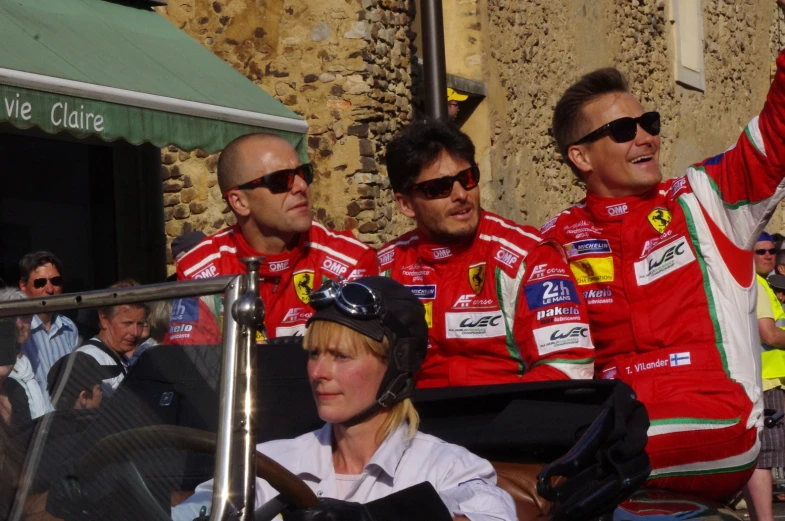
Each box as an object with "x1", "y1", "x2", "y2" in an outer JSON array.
[
  {"x1": 379, "y1": 211, "x2": 595, "y2": 387},
  {"x1": 167, "y1": 222, "x2": 379, "y2": 344},
  {"x1": 540, "y1": 49, "x2": 785, "y2": 501}
]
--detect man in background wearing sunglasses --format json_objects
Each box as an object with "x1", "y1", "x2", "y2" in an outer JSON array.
[
  {"x1": 379, "y1": 119, "x2": 594, "y2": 387},
  {"x1": 541, "y1": 43, "x2": 785, "y2": 501},
  {"x1": 17, "y1": 251, "x2": 79, "y2": 404},
  {"x1": 169, "y1": 133, "x2": 378, "y2": 345}
]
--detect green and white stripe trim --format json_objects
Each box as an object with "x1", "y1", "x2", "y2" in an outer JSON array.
[
  {"x1": 648, "y1": 417, "x2": 740, "y2": 437},
  {"x1": 648, "y1": 435, "x2": 759, "y2": 479}
]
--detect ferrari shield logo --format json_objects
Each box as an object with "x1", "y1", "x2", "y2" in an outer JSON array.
[
  {"x1": 469, "y1": 263, "x2": 487, "y2": 295},
  {"x1": 647, "y1": 208, "x2": 672, "y2": 234},
  {"x1": 293, "y1": 270, "x2": 314, "y2": 304}
]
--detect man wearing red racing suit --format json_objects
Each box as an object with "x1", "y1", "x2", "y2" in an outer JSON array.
[
  {"x1": 381, "y1": 119, "x2": 595, "y2": 387},
  {"x1": 542, "y1": 44, "x2": 785, "y2": 500},
  {"x1": 168, "y1": 134, "x2": 378, "y2": 344}
]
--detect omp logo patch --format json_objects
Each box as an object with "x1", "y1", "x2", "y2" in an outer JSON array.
[
  {"x1": 193, "y1": 264, "x2": 218, "y2": 279},
  {"x1": 535, "y1": 306, "x2": 580, "y2": 321},
  {"x1": 379, "y1": 250, "x2": 394, "y2": 265},
  {"x1": 268, "y1": 259, "x2": 290, "y2": 273},
  {"x1": 607, "y1": 203, "x2": 628, "y2": 216},
  {"x1": 406, "y1": 285, "x2": 437, "y2": 300},
  {"x1": 569, "y1": 257, "x2": 614, "y2": 285},
  {"x1": 322, "y1": 258, "x2": 349, "y2": 277},
  {"x1": 634, "y1": 236, "x2": 695, "y2": 285},
  {"x1": 494, "y1": 248, "x2": 519, "y2": 268},
  {"x1": 445, "y1": 312, "x2": 505, "y2": 339},
  {"x1": 171, "y1": 298, "x2": 199, "y2": 322},
  {"x1": 564, "y1": 239, "x2": 611, "y2": 259},
  {"x1": 275, "y1": 324, "x2": 306, "y2": 337},
  {"x1": 524, "y1": 280, "x2": 579, "y2": 309},
  {"x1": 533, "y1": 322, "x2": 593, "y2": 355},
  {"x1": 432, "y1": 247, "x2": 452, "y2": 259}
]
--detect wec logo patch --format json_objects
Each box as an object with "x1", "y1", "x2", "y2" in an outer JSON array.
[
  {"x1": 634, "y1": 236, "x2": 695, "y2": 285},
  {"x1": 445, "y1": 312, "x2": 505, "y2": 339},
  {"x1": 533, "y1": 322, "x2": 593, "y2": 355}
]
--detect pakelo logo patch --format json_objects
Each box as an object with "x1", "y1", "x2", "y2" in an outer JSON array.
[
  {"x1": 634, "y1": 236, "x2": 695, "y2": 286},
  {"x1": 583, "y1": 287, "x2": 613, "y2": 305},
  {"x1": 406, "y1": 285, "x2": 437, "y2": 300},
  {"x1": 533, "y1": 322, "x2": 593, "y2": 355},
  {"x1": 469, "y1": 263, "x2": 487, "y2": 295},
  {"x1": 524, "y1": 279, "x2": 579, "y2": 309},
  {"x1": 570, "y1": 257, "x2": 614, "y2": 285},
  {"x1": 647, "y1": 208, "x2": 672, "y2": 234},
  {"x1": 293, "y1": 270, "x2": 314, "y2": 304},
  {"x1": 564, "y1": 239, "x2": 611, "y2": 259},
  {"x1": 535, "y1": 306, "x2": 581, "y2": 322},
  {"x1": 445, "y1": 312, "x2": 505, "y2": 339}
]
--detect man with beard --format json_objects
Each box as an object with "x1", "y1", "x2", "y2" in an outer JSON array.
[
  {"x1": 379, "y1": 119, "x2": 594, "y2": 387},
  {"x1": 170, "y1": 134, "x2": 378, "y2": 343},
  {"x1": 541, "y1": 37, "x2": 785, "y2": 500}
]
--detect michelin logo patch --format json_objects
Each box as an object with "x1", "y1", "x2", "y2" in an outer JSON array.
[
  {"x1": 406, "y1": 285, "x2": 437, "y2": 300},
  {"x1": 634, "y1": 236, "x2": 695, "y2": 286},
  {"x1": 525, "y1": 279, "x2": 579, "y2": 309},
  {"x1": 565, "y1": 239, "x2": 611, "y2": 259},
  {"x1": 445, "y1": 312, "x2": 505, "y2": 339},
  {"x1": 533, "y1": 322, "x2": 593, "y2": 355},
  {"x1": 170, "y1": 298, "x2": 199, "y2": 322}
]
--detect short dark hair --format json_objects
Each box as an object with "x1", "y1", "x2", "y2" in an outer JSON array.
[
  {"x1": 776, "y1": 248, "x2": 785, "y2": 269},
  {"x1": 19, "y1": 251, "x2": 63, "y2": 283},
  {"x1": 552, "y1": 68, "x2": 630, "y2": 177},
  {"x1": 97, "y1": 279, "x2": 149, "y2": 320},
  {"x1": 385, "y1": 119, "x2": 476, "y2": 194}
]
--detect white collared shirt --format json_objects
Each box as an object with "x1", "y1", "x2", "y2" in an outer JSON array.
[{"x1": 173, "y1": 424, "x2": 517, "y2": 521}]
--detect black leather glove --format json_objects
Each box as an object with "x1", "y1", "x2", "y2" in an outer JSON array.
[
  {"x1": 282, "y1": 498, "x2": 371, "y2": 521},
  {"x1": 281, "y1": 482, "x2": 451, "y2": 521}
]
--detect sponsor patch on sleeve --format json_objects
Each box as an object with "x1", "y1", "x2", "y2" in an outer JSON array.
[
  {"x1": 569, "y1": 257, "x2": 614, "y2": 285},
  {"x1": 533, "y1": 322, "x2": 593, "y2": 355},
  {"x1": 524, "y1": 279, "x2": 579, "y2": 309},
  {"x1": 170, "y1": 298, "x2": 199, "y2": 323},
  {"x1": 564, "y1": 239, "x2": 611, "y2": 259}
]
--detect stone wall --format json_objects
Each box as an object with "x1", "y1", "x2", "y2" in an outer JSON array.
[
  {"x1": 483, "y1": 0, "x2": 785, "y2": 230},
  {"x1": 155, "y1": 0, "x2": 785, "y2": 273},
  {"x1": 156, "y1": 0, "x2": 419, "y2": 271}
]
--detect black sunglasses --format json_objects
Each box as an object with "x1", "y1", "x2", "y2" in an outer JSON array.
[
  {"x1": 407, "y1": 165, "x2": 480, "y2": 200},
  {"x1": 32, "y1": 276, "x2": 63, "y2": 289},
  {"x1": 223, "y1": 163, "x2": 314, "y2": 197},
  {"x1": 572, "y1": 112, "x2": 661, "y2": 146},
  {"x1": 755, "y1": 248, "x2": 778, "y2": 255}
]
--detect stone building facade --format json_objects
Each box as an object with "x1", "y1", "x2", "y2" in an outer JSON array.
[{"x1": 156, "y1": 0, "x2": 785, "y2": 270}]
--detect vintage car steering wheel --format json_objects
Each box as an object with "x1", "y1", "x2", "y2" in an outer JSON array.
[{"x1": 71, "y1": 425, "x2": 318, "y2": 521}]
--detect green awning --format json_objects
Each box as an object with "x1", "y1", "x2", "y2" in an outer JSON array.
[{"x1": 0, "y1": 0, "x2": 308, "y2": 154}]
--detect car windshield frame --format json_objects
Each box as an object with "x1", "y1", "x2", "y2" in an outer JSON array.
[{"x1": 0, "y1": 270, "x2": 263, "y2": 521}]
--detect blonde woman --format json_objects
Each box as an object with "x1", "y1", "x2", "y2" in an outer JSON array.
[{"x1": 174, "y1": 277, "x2": 516, "y2": 521}]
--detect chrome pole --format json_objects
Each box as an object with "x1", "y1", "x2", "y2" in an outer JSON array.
[{"x1": 210, "y1": 258, "x2": 264, "y2": 521}]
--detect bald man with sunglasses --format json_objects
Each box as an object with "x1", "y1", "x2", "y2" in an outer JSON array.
[
  {"x1": 540, "y1": 43, "x2": 785, "y2": 501},
  {"x1": 379, "y1": 119, "x2": 594, "y2": 387},
  {"x1": 169, "y1": 134, "x2": 378, "y2": 344}
]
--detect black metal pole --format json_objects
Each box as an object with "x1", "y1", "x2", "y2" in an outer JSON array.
[{"x1": 421, "y1": 0, "x2": 447, "y2": 120}]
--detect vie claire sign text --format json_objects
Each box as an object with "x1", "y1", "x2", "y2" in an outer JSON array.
[{"x1": 4, "y1": 91, "x2": 106, "y2": 132}]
